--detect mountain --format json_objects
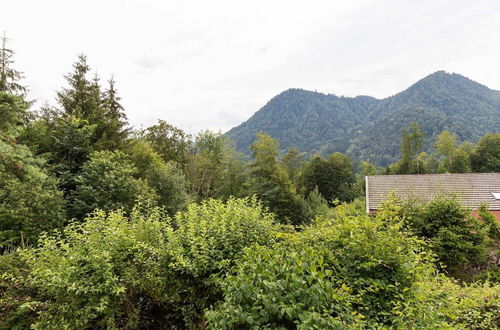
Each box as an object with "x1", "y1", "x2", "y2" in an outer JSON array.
[{"x1": 225, "y1": 71, "x2": 500, "y2": 166}]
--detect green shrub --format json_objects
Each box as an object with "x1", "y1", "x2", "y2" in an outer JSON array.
[
  {"x1": 170, "y1": 197, "x2": 281, "y2": 277},
  {"x1": 205, "y1": 245, "x2": 364, "y2": 329},
  {"x1": 384, "y1": 195, "x2": 488, "y2": 272},
  {"x1": 392, "y1": 275, "x2": 500, "y2": 329},
  {"x1": 0, "y1": 251, "x2": 39, "y2": 330},
  {"x1": 9, "y1": 197, "x2": 280, "y2": 329},
  {"x1": 478, "y1": 202, "x2": 500, "y2": 241},
  {"x1": 207, "y1": 208, "x2": 433, "y2": 328},
  {"x1": 167, "y1": 197, "x2": 283, "y2": 326},
  {"x1": 21, "y1": 203, "x2": 174, "y2": 329}
]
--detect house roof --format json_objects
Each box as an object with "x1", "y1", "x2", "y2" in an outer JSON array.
[{"x1": 366, "y1": 173, "x2": 500, "y2": 211}]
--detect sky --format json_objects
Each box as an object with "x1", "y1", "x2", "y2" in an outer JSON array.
[{"x1": 2, "y1": 0, "x2": 500, "y2": 134}]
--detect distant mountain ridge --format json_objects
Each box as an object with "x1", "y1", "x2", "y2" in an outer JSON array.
[{"x1": 225, "y1": 71, "x2": 500, "y2": 166}]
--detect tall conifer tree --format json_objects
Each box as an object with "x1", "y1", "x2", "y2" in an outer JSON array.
[{"x1": 0, "y1": 32, "x2": 26, "y2": 95}]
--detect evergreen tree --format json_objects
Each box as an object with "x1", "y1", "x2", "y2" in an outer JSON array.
[
  {"x1": 98, "y1": 77, "x2": 129, "y2": 149},
  {"x1": 0, "y1": 93, "x2": 65, "y2": 248},
  {"x1": 70, "y1": 150, "x2": 157, "y2": 219},
  {"x1": 0, "y1": 33, "x2": 26, "y2": 95},
  {"x1": 56, "y1": 55, "x2": 128, "y2": 150},
  {"x1": 57, "y1": 55, "x2": 99, "y2": 118}
]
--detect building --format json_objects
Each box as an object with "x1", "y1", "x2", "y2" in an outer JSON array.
[{"x1": 365, "y1": 173, "x2": 500, "y2": 222}]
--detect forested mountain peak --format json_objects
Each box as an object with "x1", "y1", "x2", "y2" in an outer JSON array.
[{"x1": 226, "y1": 71, "x2": 500, "y2": 166}]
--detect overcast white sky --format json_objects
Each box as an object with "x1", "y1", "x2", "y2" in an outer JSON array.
[{"x1": 2, "y1": 0, "x2": 500, "y2": 133}]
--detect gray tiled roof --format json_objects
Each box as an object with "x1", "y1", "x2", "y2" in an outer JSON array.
[{"x1": 366, "y1": 173, "x2": 500, "y2": 211}]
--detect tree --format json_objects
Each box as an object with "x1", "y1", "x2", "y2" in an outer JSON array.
[
  {"x1": 127, "y1": 140, "x2": 189, "y2": 215},
  {"x1": 70, "y1": 150, "x2": 157, "y2": 219},
  {"x1": 56, "y1": 55, "x2": 128, "y2": 150},
  {"x1": 434, "y1": 130, "x2": 456, "y2": 171},
  {"x1": 145, "y1": 120, "x2": 191, "y2": 166},
  {"x1": 470, "y1": 133, "x2": 500, "y2": 172},
  {"x1": 0, "y1": 93, "x2": 65, "y2": 248},
  {"x1": 394, "y1": 196, "x2": 487, "y2": 273},
  {"x1": 97, "y1": 77, "x2": 129, "y2": 149},
  {"x1": 0, "y1": 33, "x2": 26, "y2": 95},
  {"x1": 0, "y1": 91, "x2": 27, "y2": 133},
  {"x1": 398, "y1": 122, "x2": 424, "y2": 174},
  {"x1": 358, "y1": 160, "x2": 378, "y2": 193},
  {"x1": 280, "y1": 147, "x2": 303, "y2": 186},
  {"x1": 215, "y1": 141, "x2": 248, "y2": 199},
  {"x1": 51, "y1": 116, "x2": 96, "y2": 192},
  {"x1": 300, "y1": 153, "x2": 356, "y2": 204},
  {"x1": 246, "y1": 134, "x2": 308, "y2": 225},
  {"x1": 184, "y1": 130, "x2": 226, "y2": 199},
  {"x1": 57, "y1": 55, "x2": 100, "y2": 119},
  {"x1": 449, "y1": 148, "x2": 470, "y2": 173}
]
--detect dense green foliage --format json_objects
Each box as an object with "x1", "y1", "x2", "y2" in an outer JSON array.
[
  {"x1": 1, "y1": 38, "x2": 499, "y2": 329},
  {"x1": 0, "y1": 33, "x2": 26, "y2": 94},
  {"x1": 226, "y1": 71, "x2": 500, "y2": 166},
  {"x1": 470, "y1": 133, "x2": 500, "y2": 172},
  {"x1": 389, "y1": 196, "x2": 491, "y2": 273},
  {"x1": 207, "y1": 206, "x2": 430, "y2": 328},
  {"x1": 1, "y1": 198, "x2": 281, "y2": 329},
  {"x1": 70, "y1": 150, "x2": 157, "y2": 219},
  {"x1": 206, "y1": 200, "x2": 499, "y2": 329},
  {"x1": 2, "y1": 197, "x2": 498, "y2": 329},
  {"x1": 246, "y1": 134, "x2": 309, "y2": 224},
  {"x1": 0, "y1": 93, "x2": 65, "y2": 249},
  {"x1": 300, "y1": 152, "x2": 356, "y2": 203}
]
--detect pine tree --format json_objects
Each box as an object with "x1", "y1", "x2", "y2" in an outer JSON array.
[{"x1": 0, "y1": 32, "x2": 26, "y2": 95}]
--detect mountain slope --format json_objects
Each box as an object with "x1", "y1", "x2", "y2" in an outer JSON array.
[{"x1": 225, "y1": 71, "x2": 500, "y2": 166}]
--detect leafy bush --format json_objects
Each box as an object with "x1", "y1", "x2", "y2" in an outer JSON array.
[
  {"x1": 170, "y1": 197, "x2": 281, "y2": 277},
  {"x1": 5, "y1": 197, "x2": 281, "y2": 329},
  {"x1": 167, "y1": 197, "x2": 283, "y2": 326},
  {"x1": 0, "y1": 251, "x2": 39, "y2": 329},
  {"x1": 21, "y1": 203, "x2": 174, "y2": 329},
  {"x1": 478, "y1": 202, "x2": 500, "y2": 241},
  {"x1": 206, "y1": 245, "x2": 364, "y2": 329},
  {"x1": 392, "y1": 275, "x2": 500, "y2": 329},
  {"x1": 385, "y1": 195, "x2": 488, "y2": 272},
  {"x1": 206, "y1": 206, "x2": 433, "y2": 328}
]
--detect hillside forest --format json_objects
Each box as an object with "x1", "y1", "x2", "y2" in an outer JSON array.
[
  {"x1": 1, "y1": 37, "x2": 499, "y2": 329},
  {"x1": 226, "y1": 72, "x2": 500, "y2": 167}
]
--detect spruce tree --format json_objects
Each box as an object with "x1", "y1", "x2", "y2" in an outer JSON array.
[
  {"x1": 0, "y1": 32, "x2": 26, "y2": 95},
  {"x1": 56, "y1": 55, "x2": 128, "y2": 150},
  {"x1": 98, "y1": 77, "x2": 129, "y2": 149}
]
